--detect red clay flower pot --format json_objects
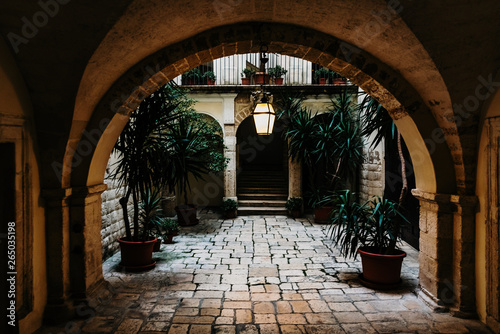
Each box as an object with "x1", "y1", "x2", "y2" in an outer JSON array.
[
  {"x1": 358, "y1": 247, "x2": 406, "y2": 290},
  {"x1": 164, "y1": 232, "x2": 178, "y2": 244},
  {"x1": 175, "y1": 204, "x2": 199, "y2": 226},
  {"x1": 207, "y1": 79, "x2": 215, "y2": 85},
  {"x1": 314, "y1": 206, "x2": 334, "y2": 224},
  {"x1": 318, "y1": 78, "x2": 327, "y2": 85},
  {"x1": 254, "y1": 72, "x2": 270, "y2": 84},
  {"x1": 153, "y1": 238, "x2": 162, "y2": 252},
  {"x1": 118, "y1": 237, "x2": 157, "y2": 270},
  {"x1": 274, "y1": 77, "x2": 284, "y2": 85},
  {"x1": 333, "y1": 78, "x2": 347, "y2": 85},
  {"x1": 241, "y1": 77, "x2": 250, "y2": 85}
]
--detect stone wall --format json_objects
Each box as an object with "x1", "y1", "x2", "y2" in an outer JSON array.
[
  {"x1": 359, "y1": 141, "x2": 384, "y2": 202},
  {"x1": 101, "y1": 172, "x2": 127, "y2": 261}
]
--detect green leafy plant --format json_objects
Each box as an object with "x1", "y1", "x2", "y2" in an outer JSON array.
[
  {"x1": 328, "y1": 190, "x2": 409, "y2": 258},
  {"x1": 182, "y1": 68, "x2": 202, "y2": 80},
  {"x1": 285, "y1": 197, "x2": 303, "y2": 211},
  {"x1": 112, "y1": 83, "x2": 184, "y2": 241},
  {"x1": 268, "y1": 65, "x2": 288, "y2": 78},
  {"x1": 314, "y1": 67, "x2": 333, "y2": 79},
  {"x1": 221, "y1": 198, "x2": 238, "y2": 212},
  {"x1": 241, "y1": 68, "x2": 256, "y2": 78},
  {"x1": 153, "y1": 217, "x2": 180, "y2": 238},
  {"x1": 203, "y1": 71, "x2": 216, "y2": 82}
]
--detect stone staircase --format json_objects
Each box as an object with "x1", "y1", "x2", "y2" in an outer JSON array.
[{"x1": 237, "y1": 170, "x2": 288, "y2": 215}]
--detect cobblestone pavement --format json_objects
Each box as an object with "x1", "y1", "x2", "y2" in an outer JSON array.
[{"x1": 38, "y1": 215, "x2": 493, "y2": 334}]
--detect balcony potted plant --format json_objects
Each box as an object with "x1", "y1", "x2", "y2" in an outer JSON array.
[
  {"x1": 285, "y1": 197, "x2": 303, "y2": 218},
  {"x1": 268, "y1": 65, "x2": 288, "y2": 85},
  {"x1": 203, "y1": 71, "x2": 216, "y2": 85},
  {"x1": 112, "y1": 84, "x2": 184, "y2": 270},
  {"x1": 332, "y1": 72, "x2": 347, "y2": 85},
  {"x1": 221, "y1": 198, "x2": 238, "y2": 219},
  {"x1": 328, "y1": 190, "x2": 409, "y2": 289},
  {"x1": 182, "y1": 68, "x2": 202, "y2": 85},
  {"x1": 241, "y1": 68, "x2": 255, "y2": 85},
  {"x1": 314, "y1": 68, "x2": 332, "y2": 85}
]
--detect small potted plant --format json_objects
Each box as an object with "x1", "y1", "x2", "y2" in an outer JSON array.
[
  {"x1": 268, "y1": 65, "x2": 288, "y2": 85},
  {"x1": 203, "y1": 71, "x2": 216, "y2": 85},
  {"x1": 328, "y1": 190, "x2": 409, "y2": 289},
  {"x1": 314, "y1": 68, "x2": 332, "y2": 85},
  {"x1": 285, "y1": 197, "x2": 302, "y2": 218},
  {"x1": 241, "y1": 68, "x2": 255, "y2": 85},
  {"x1": 308, "y1": 188, "x2": 338, "y2": 224},
  {"x1": 221, "y1": 199, "x2": 238, "y2": 219},
  {"x1": 156, "y1": 218, "x2": 180, "y2": 244},
  {"x1": 331, "y1": 72, "x2": 347, "y2": 85},
  {"x1": 182, "y1": 68, "x2": 202, "y2": 85}
]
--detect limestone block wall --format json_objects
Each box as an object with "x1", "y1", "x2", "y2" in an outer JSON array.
[
  {"x1": 100, "y1": 177, "x2": 127, "y2": 260},
  {"x1": 359, "y1": 141, "x2": 385, "y2": 202}
]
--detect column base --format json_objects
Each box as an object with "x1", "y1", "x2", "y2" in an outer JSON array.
[
  {"x1": 418, "y1": 288, "x2": 448, "y2": 313},
  {"x1": 43, "y1": 300, "x2": 74, "y2": 325}
]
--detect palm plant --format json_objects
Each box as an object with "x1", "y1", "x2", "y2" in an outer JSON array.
[
  {"x1": 112, "y1": 83, "x2": 183, "y2": 241},
  {"x1": 328, "y1": 190, "x2": 409, "y2": 258}
]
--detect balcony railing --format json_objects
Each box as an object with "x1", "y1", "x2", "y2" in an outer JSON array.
[{"x1": 172, "y1": 54, "x2": 350, "y2": 86}]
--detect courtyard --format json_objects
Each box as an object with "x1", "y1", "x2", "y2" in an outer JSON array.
[{"x1": 37, "y1": 213, "x2": 492, "y2": 334}]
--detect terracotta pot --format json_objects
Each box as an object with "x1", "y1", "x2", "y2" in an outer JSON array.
[
  {"x1": 358, "y1": 247, "x2": 406, "y2": 289},
  {"x1": 164, "y1": 232, "x2": 178, "y2": 244},
  {"x1": 274, "y1": 77, "x2": 284, "y2": 85},
  {"x1": 186, "y1": 78, "x2": 196, "y2": 85},
  {"x1": 318, "y1": 78, "x2": 327, "y2": 85},
  {"x1": 241, "y1": 77, "x2": 250, "y2": 85},
  {"x1": 118, "y1": 237, "x2": 157, "y2": 270},
  {"x1": 175, "y1": 204, "x2": 198, "y2": 226},
  {"x1": 224, "y1": 210, "x2": 237, "y2": 219},
  {"x1": 314, "y1": 206, "x2": 334, "y2": 224},
  {"x1": 332, "y1": 78, "x2": 347, "y2": 85},
  {"x1": 153, "y1": 238, "x2": 162, "y2": 252},
  {"x1": 207, "y1": 79, "x2": 215, "y2": 85},
  {"x1": 254, "y1": 72, "x2": 270, "y2": 85}
]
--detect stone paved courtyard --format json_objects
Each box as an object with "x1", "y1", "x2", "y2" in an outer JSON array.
[{"x1": 38, "y1": 214, "x2": 493, "y2": 334}]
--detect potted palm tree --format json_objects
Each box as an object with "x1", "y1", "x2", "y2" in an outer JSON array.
[
  {"x1": 328, "y1": 190, "x2": 409, "y2": 289},
  {"x1": 221, "y1": 199, "x2": 238, "y2": 219},
  {"x1": 111, "y1": 83, "x2": 183, "y2": 270},
  {"x1": 268, "y1": 65, "x2": 288, "y2": 85},
  {"x1": 241, "y1": 68, "x2": 255, "y2": 85},
  {"x1": 280, "y1": 89, "x2": 364, "y2": 224},
  {"x1": 168, "y1": 112, "x2": 227, "y2": 226}
]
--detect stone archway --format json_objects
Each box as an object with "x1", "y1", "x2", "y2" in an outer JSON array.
[{"x1": 48, "y1": 20, "x2": 473, "y2": 323}]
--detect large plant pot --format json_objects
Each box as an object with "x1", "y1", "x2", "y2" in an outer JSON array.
[
  {"x1": 314, "y1": 206, "x2": 334, "y2": 224},
  {"x1": 153, "y1": 239, "x2": 162, "y2": 252},
  {"x1": 274, "y1": 77, "x2": 284, "y2": 85},
  {"x1": 358, "y1": 247, "x2": 406, "y2": 290},
  {"x1": 207, "y1": 79, "x2": 215, "y2": 85},
  {"x1": 118, "y1": 237, "x2": 157, "y2": 270},
  {"x1": 254, "y1": 72, "x2": 270, "y2": 85},
  {"x1": 241, "y1": 77, "x2": 250, "y2": 85},
  {"x1": 175, "y1": 204, "x2": 199, "y2": 226}
]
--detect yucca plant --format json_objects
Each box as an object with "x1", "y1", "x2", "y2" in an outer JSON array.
[{"x1": 328, "y1": 190, "x2": 409, "y2": 258}]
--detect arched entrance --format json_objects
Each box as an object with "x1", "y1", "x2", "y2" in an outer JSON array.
[
  {"x1": 236, "y1": 116, "x2": 288, "y2": 215},
  {"x1": 45, "y1": 18, "x2": 474, "y2": 323}
]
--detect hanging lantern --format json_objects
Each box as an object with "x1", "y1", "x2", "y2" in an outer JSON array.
[{"x1": 252, "y1": 96, "x2": 275, "y2": 135}]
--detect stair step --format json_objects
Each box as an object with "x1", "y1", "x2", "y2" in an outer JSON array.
[
  {"x1": 238, "y1": 193, "x2": 288, "y2": 201},
  {"x1": 238, "y1": 207, "x2": 288, "y2": 215},
  {"x1": 239, "y1": 200, "x2": 287, "y2": 207},
  {"x1": 237, "y1": 188, "x2": 287, "y2": 194}
]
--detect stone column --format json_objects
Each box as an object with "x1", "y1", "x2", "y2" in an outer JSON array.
[
  {"x1": 412, "y1": 189, "x2": 477, "y2": 315},
  {"x1": 68, "y1": 184, "x2": 108, "y2": 306},
  {"x1": 42, "y1": 188, "x2": 73, "y2": 324},
  {"x1": 288, "y1": 156, "x2": 301, "y2": 198},
  {"x1": 222, "y1": 94, "x2": 238, "y2": 201}
]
